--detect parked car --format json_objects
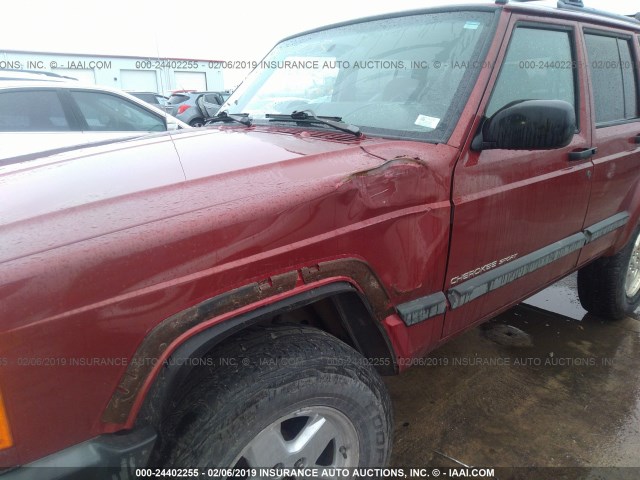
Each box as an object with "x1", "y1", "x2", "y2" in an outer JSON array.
[
  {"x1": 127, "y1": 91, "x2": 175, "y2": 115},
  {"x1": 0, "y1": 79, "x2": 188, "y2": 161},
  {"x1": 167, "y1": 90, "x2": 227, "y2": 126},
  {"x1": 1, "y1": 0, "x2": 640, "y2": 477},
  {"x1": 0, "y1": 69, "x2": 76, "y2": 82}
]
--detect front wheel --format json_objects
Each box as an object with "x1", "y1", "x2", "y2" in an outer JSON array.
[
  {"x1": 578, "y1": 226, "x2": 640, "y2": 319},
  {"x1": 154, "y1": 325, "x2": 392, "y2": 473}
]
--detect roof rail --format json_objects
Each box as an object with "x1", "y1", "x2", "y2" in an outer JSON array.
[
  {"x1": 497, "y1": 0, "x2": 640, "y2": 25},
  {"x1": 557, "y1": 1, "x2": 640, "y2": 24}
]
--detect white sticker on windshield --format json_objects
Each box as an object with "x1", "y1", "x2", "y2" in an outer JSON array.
[
  {"x1": 415, "y1": 114, "x2": 440, "y2": 129},
  {"x1": 464, "y1": 21, "x2": 481, "y2": 30}
]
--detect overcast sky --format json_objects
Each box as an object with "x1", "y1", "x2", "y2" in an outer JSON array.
[{"x1": 1, "y1": 0, "x2": 636, "y2": 87}]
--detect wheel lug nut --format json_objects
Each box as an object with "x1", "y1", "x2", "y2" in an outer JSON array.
[{"x1": 294, "y1": 458, "x2": 306, "y2": 468}]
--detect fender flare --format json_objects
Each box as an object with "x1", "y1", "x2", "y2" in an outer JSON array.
[
  {"x1": 101, "y1": 259, "x2": 397, "y2": 426},
  {"x1": 133, "y1": 282, "x2": 396, "y2": 429}
]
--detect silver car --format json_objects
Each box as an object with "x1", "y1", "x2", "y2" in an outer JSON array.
[
  {"x1": 167, "y1": 91, "x2": 228, "y2": 127},
  {"x1": 127, "y1": 91, "x2": 176, "y2": 115},
  {"x1": 0, "y1": 75, "x2": 188, "y2": 161}
]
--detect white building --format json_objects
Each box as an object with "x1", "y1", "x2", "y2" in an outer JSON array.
[{"x1": 0, "y1": 50, "x2": 225, "y2": 94}]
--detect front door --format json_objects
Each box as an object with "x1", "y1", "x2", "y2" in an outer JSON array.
[{"x1": 443, "y1": 17, "x2": 594, "y2": 337}]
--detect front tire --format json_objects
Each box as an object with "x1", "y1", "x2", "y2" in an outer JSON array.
[
  {"x1": 154, "y1": 325, "x2": 392, "y2": 473},
  {"x1": 578, "y1": 226, "x2": 640, "y2": 319}
]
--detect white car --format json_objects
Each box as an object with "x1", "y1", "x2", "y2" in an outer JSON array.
[{"x1": 0, "y1": 72, "x2": 189, "y2": 162}]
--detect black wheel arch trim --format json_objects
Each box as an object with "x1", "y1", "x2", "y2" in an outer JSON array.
[
  {"x1": 134, "y1": 282, "x2": 396, "y2": 429},
  {"x1": 102, "y1": 260, "x2": 397, "y2": 425}
]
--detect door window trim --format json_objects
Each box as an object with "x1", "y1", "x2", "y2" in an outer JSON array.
[
  {"x1": 486, "y1": 21, "x2": 581, "y2": 131},
  {"x1": 582, "y1": 27, "x2": 640, "y2": 128}
]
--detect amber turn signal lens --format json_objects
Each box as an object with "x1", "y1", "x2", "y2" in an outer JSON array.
[{"x1": 0, "y1": 391, "x2": 13, "y2": 450}]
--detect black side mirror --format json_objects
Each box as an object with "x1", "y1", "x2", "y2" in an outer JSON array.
[{"x1": 471, "y1": 99, "x2": 576, "y2": 151}]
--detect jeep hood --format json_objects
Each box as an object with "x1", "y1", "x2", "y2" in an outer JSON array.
[{"x1": 0, "y1": 127, "x2": 453, "y2": 265}]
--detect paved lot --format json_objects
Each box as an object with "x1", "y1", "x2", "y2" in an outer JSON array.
[{"x1": 386, "y1": 274, "x2": 640, "y2": 478}]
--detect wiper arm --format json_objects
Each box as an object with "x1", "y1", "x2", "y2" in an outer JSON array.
[
  {"x1": 205, "y1": 111, "x2": 252, "y2": 127},
  {"x1": 266, "y1": 110, "x2": 362, "y2": 137}
]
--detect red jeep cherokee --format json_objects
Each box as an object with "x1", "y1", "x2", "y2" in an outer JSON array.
[{"x1": 1, "y1": 0, "x2": 640, "y2": 477}]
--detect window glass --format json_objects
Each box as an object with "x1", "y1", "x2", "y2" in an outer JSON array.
[
  {"x1": 585, "y1": 34, "x2": 624, "y2": 123},
  {"x1": 617, "y1": 38, "x2": 638, "y2": 120},
  {"x1": 487, "y1": 27, "x2": 576, "y2": 117},
  {"x1": 204, "y1": 94, "x2": 221, "y2": 104},
  {"x1": 71, "y1": 91, "x2": 166, "y2": 131},
  {"x1": 585, "y1": 33, "x2": 638, "y2": 124},
  {"x1": 0, "y1": 90, "x2": 70, "y2": 131},
  {"x1": 227, "y1": 11, "x2": 496, "y2": 142}
]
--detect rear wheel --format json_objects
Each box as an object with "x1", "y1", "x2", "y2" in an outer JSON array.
[
  {"x1": 578, "y1": 226, "x2": 640, "y2": 319},
  {"x1": 189, "y1": 118, "x2": 205, "y2": 127},
  {"x1": 154, "y1": 325, "x2": 392, "y2": 473}
]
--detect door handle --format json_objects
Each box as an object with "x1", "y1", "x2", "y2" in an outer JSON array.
[{"x1": 569, "y1": 147, "x2": 597, "y2": 161}]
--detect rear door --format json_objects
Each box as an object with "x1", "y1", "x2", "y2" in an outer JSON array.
[
  {"x1": 443, "y1": 17, "x2": 594, "y2": 337},
  {"x1": 577, "y1": 27, "x2": 640, "y2": 265}
]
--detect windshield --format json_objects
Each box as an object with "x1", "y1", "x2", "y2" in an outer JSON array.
[{"x1": 225, "y1": 10, "x2": 496, "y2": 142}]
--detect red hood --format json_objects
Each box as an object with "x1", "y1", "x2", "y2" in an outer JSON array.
[
  {"x1": 172, "y1": 126, "x2": 381, "y2": 179},
  {"x1": 0, "y1": 126, "x2": 451, "y2": 264}
]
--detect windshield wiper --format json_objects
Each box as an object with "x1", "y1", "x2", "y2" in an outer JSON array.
[
  {"x1": 266, "y1": 110, "x2": 362, "y2": 137},
  {"x1": 205, "y1": 111, "x2": 252, "y2": 127}
]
